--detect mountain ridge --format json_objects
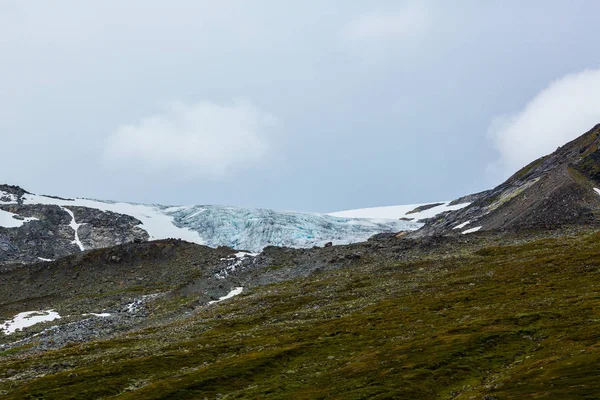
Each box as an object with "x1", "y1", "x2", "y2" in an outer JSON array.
[{"x1": 411, "y1": 123, "x2": 600, "y2": 237}]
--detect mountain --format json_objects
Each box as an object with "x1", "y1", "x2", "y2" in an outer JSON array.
[
  {"x1": 2, "y1": 221, "x2": 600, "y2": 398},
  {"x1": 0, "y1": 185, "x2": 462, "y2": 264},
  {"x1": 411, "y1": 123, "x2": 600, "y2": 237},
  {"x1": 2, "y1": 126, "x2": 600, "y2": 398}
]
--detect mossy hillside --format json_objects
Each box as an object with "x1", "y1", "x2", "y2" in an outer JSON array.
[{"x1": 1, "y1": 232, "x2": 600, "y2": 398}]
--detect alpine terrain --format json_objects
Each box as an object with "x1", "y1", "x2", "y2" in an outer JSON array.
[{"x1": 1, "y1": 125, "x2": 600, "y2": 399}]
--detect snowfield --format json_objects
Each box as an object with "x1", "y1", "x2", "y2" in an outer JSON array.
[{"x1": 330, "y1": 201, "x2": 470, "y2": 220}]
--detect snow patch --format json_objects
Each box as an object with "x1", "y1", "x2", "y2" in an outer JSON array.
[
  {"x1": 453, "y1": 221, "x2": 471, "y2": 230},
  {"x1": 331, "y1": 201, "x2": 470, "y2": 221},
  {"x1": 0, "y1": 209, "x2": 38, "y2": 228},
  {"x1": 215, "y1": 252, "x2": 257, "y2": 279},
  {"x1": 233, "y1": 251, "x2": 258, "y2": 259},
  {"x1": 462, "y1": 226, "x2": 482, "y2": 234},
  {"x1": 37, "y1": 257, "x2": 54, "y2": 262},
  {"x1": 60, "y1": 207, "x2": 85, "y2": 251},
  {"x1": 0, "y1": 191, "x2": 18, "y2": 204},
  {"x1": 83, "y1": 313, "x2": 111, "y2": 318},
  {"x1": 1, "y1": 310, "x2": 62, "y2": 335},
  {"x1": 125, "y1": 293, "x2": 163, "y2": 313},
  {"x1": 594, "y1": 188, "x2": 600, "y2": 196},
  {"x1": 208, "y1": 287, "x2": 243, "y2": 305}
]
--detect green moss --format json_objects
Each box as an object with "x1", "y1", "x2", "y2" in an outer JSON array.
[
  {"x1": 263, "y1": 264, "x2": 285, "y2": 272},
  {"x1": 2, "y1": 232, "x2": 600, "y2": 398},
  {"x1": 510, "y1": 155, "x2": 548, "y2": 182},
  {"x1": 573, "y1": 148, "x2": 600, "y2": 183},
  {"x1": 0, "y1": 344, "x2": 32, "y2": 357}
]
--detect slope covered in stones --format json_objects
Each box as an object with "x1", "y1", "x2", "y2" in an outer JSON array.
[
  {"x1": 1, "y1": 229, "x2": 599, "y2": 398},
  {"x1": 413, "y1": 124, "x2": 600, "y2": 237}
]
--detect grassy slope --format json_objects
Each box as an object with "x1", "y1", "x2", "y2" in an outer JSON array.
[{"x1": 1, "y1": 232, "x2": 600, "y2": 399}]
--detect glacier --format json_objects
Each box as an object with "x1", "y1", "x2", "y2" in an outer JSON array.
[
  {"x1": 1, "y1": 188, "x2": 468, "y2": 253},
  {"x1": 162, "y1": 205, "x2": 421, "y2": 252}
]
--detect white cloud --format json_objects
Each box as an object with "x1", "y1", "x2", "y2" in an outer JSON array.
[
  {"x1": 103, "y1": 100, "x2": 277, "y2": 178},
  {"x1": 343, "y1": 2, "x2": 430, "y2": 41},
  {"x1": 487, "y1": 68, "x2": 600, "y2": 182}
]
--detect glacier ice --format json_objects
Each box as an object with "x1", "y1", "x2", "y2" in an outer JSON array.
[
  {"x1": 163, "y1": 205, "x2": 421, "y2": 252},
  {"x1": 1, "y1": 189, "x2": 426, "y2": 253}
]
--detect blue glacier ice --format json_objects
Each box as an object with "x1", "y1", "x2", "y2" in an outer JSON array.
[
  {"x1": 4, "y1": 188, "x2": 425, "y2": 253},
  {"x1": 162, "y1": 205, "x2": 422, "y2": 252}
]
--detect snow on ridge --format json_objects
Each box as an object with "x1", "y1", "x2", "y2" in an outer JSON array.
[
  {"x1": 330, "y1": 201, "x2": 470, "y2": 221},
  {"x1": 19, "y1": 193, "x2": 205, "y2": 245}
]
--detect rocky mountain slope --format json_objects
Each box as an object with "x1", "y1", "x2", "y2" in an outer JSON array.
[{"x1": 411, "y1": 123, "x2": 600, "y2": 237}]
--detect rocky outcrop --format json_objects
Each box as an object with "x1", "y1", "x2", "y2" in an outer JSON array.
[
  {"x1": 0, "y1": 185, "x2": 29, "y2": 205},
  {"x1": 70, "y1": 206, "x2": 148, "y2": 250},
  {"x1": 406, "y1": 203, "x2": 444, "y2": 214},
  {"x1": 0, "y1": 200, "x2": 148, "y2": 264}
]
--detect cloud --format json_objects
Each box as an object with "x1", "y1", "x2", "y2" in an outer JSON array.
[
  {"x1": 343, "y1": 2, "x2": 430, "y2": 41},
  {"x1": 487, "y1": 68, "x2": 600, "y2": 182},
  {"x1": 103, "y1": 100, "x2": 277, "y2": 178}
]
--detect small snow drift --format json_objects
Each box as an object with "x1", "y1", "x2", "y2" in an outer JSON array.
[
  {"x1": 1, "y1": 310, "x2": 61, "y2": 335},
  {"x1": 209, "y1": 287, "x2": 244, "y2": 305},
  {"x1": 462, "y1": 226, "x2": 482, "y2": 234},
  {"x1": 453, "y1": 221, "x2": 471, "y2": 230},
  {"x1": 0, "y1": 209, "x2": 38, "y2": 229}
]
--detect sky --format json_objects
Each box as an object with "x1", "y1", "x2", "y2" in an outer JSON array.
[{"x1": 2, "y1": 0, "x2": 600, "y2": 212}]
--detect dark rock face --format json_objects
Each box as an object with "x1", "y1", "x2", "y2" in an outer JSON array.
[
  {"x1": 70, "y1": 206, "x2": 149, "y2": 250},
  {"x1": 406, "y1": 203, "x2": 444, "y2": 215},
  {"x1": 0, "y1": 204, "x2": 77, "y2": 263},
  {"x1": 0, "y1": 200, "x2": 149, "y2": 264},
  {"x1": 412, "y1": 123, "x2": 600, "y2": 237},
  {"x1": 0, "y1": 185, "x2": 29, "y2": 205}
]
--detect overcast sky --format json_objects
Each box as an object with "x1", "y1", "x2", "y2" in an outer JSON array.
[{"x1": 2, "y1": 1, "x2": 600, "y2": 212}]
